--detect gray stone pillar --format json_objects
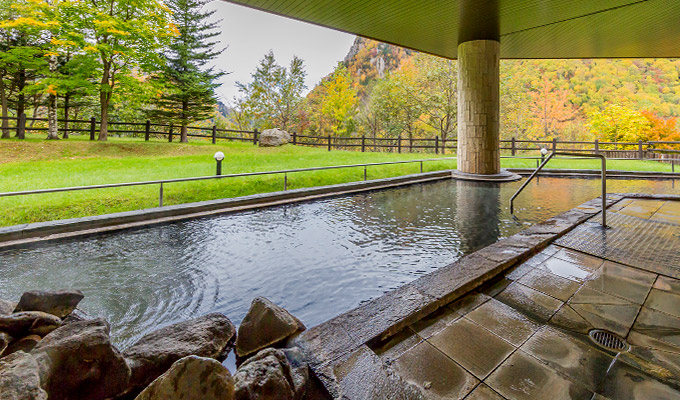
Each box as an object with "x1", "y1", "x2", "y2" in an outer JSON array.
[{"x1": 457, "y1": 40, "x2": 500, "y2": 175}]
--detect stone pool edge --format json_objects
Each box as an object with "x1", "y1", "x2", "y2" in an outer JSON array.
[
  {"x1": 292, "y1": 192, "x2": 680, "y2": 397},
  {"x1": 0, "y1": 170, "x2": 453, "y2": 249}
]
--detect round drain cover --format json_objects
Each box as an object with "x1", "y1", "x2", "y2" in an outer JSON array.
[{"x1": 589, "y1": 329, "x2": 629, "y2": 352}]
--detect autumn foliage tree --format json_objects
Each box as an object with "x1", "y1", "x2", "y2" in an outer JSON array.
[
  {"x1": 641, "y1": 111, "x2": 680, "y2": 149},
  {"x1": 321, "y1": 64, "x2": 357, "y2": 136},
  {"x1": 528, "y1": 75, "x2": 578, "y2": 139},
  {"x1": 88, "y1": 0, "x2": 172, "y2": 140}
]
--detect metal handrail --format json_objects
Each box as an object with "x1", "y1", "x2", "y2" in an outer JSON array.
[
  {"x1": 0, "y1": 157, "x2": 458, "y2": 207},
  {"x1": 509, "y1": 152, "x2": 607, "y2": 227}
]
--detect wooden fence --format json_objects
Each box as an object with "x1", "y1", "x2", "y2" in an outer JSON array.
[
  {"x1": 3, "y1": 115, "x2": 680, "y2": 161},
  {"x1": 0, "y1": 115, "x2": 257, "y2": 144}
]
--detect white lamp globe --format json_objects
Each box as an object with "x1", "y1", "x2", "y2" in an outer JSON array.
[
  {"x1": 540, "y1": 148, "x2": 548, "y2": 156},
  {"x1": 214, "y1": 151, "x2": 225, "y2": 161}
]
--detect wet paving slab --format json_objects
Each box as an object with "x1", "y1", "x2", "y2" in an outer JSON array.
[
  {"x1": 555, "y1": 199, "x2": 680, "y2": 278},
  {"x1": 362, "y1": 197, "x2": 680, "y2": 399},
  {"x1": 295, "y1": 196, "x2": 680, "y2": 399}
]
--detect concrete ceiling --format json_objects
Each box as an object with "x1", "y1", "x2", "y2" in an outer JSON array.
[{"x1": 221, "y1": 0, "x2": 680, "y2": 59}]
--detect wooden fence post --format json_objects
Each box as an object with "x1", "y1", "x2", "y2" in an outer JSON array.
[
  {"x1": 397, "y1": 135, "x2": 402, "y2": 154},
  {"x1": 594, "y1": 139, "x2": 599, "y2": 154},
  {"x1": 292, "y1": 132, "x2": 297, "y2": 145},
  {"x1": 211, "y1": 125, "x2": 217, "y2": 144},
  {"x1": 17, "y1": 113, "x2": 26, "y2": 139},
  {"x1": 552, "y1": 137, "x2": 557, "y2": 152},
  {"x1": 435, "y1": 136, "x2": 439, "y2": 154},
  {"x1": 327, "y1": 135, "x2": 331, "y2": 151},
  {"x1": 253, "y1": 129, "x2": 258, "y2": 145},
  {"x1": 144, "y1": 120, "x2": 151, "y2": 141},
  {"x1": 638, "y1": 140, "x2": 644, "y2": 160},
  {"x1": 511, "y1": 137, "x2": 516, "y2": 156},
  {"x1": 168, "y1": 124, "x2": 173, "y2": 142},
  {"x1": 89, "y1": 117, "x2": 96, "y2": 141},
  {"x1": 361, "y1": 135, "x2": 366, "y2": 152}
]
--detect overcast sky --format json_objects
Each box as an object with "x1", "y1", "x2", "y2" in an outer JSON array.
[{"x1": 205, "y1": 1, "x2": 356, "y2": 104}]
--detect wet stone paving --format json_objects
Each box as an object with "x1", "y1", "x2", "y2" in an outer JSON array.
[{"x1": 368, "y1": 199, "x2": 680, "y2": 399}]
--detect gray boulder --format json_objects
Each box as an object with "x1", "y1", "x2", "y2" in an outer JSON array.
[
  {"x1": 0, "y1": 299, "x2": 16, "y2": 315},
  {"x1": 0, "y1": 311, "x2": 61, "y2": 337},
  {"x1": 234, "y1": 348, "x2": 305, "y2": 400},
  {"x1": 235, "y1": 297, "x2": 306, "y2": 358},
  {"x1": 14, "y1": 290, "x2": 84, "y2": 319},
  {"x1": 0, "y1": 351, "x2": 48, "y2": 400},
  {"x1": 258, "y1": 128, "x2": 291, "y2": 147},
  {"x1": 123, "y1": 313, "x2": 236, "y2": 393},
  {"x1": 32, "y1": 318, "x2": 130, "y2": 400},
  {"x1": 135, "y1": 355, "x2": 234, "y2": 400}
]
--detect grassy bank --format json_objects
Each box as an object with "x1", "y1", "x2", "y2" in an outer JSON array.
[{"x1": 0, "y1": 133, "x2": 674, "y2": 226}]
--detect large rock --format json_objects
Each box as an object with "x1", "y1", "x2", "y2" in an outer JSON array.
[
  {"x1": 2, "y1": 335, "x2": 41, "y2": 357},
  {"x1": 235, "y1": 297, "x2": 306, "y2": 358},
  {"x1": 31, "y1": 318, "x2": 130, "y2": 400},
  {"x1": 123, "y1": 313, "x2": 236, "y2": 393},
  {"x1": 0, "y1": 351, "x2": 48, "y2": 400},
  {"x1": 0, "y1": 331, "x2": 11, "y2": 355},
  {"x1": 258, "y1": 128, "x2": 291, "y2": 147},
  {"x1": 14, "y1": 290, "x2": 84, "y2": 319},
  {"x1": 135, "y1": 355, "x2": 234, "y2": 400},
  {"x1": 234, "y1": 348, "x2": 302, "y2": 400},
  {"x1": 0, "y1": 299, "x2": 16, "y2": 315},
  {"x1": 0, "y1": 311, "x2": 61, "y2": 337}
]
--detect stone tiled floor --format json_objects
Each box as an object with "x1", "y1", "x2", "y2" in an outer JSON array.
[
  {"x1": 556, "y1": 199, "x2": 680, "y2": 278},
  {"x1": 369, "y1": 198, "x2": 680, "y2": 399}
]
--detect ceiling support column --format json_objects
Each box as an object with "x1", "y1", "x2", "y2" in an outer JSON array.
[{"x1": 457, "y1": 39, "x2": 500, "y2": 175}]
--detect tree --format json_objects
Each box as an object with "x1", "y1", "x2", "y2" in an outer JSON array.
[
  {"x1": 370, "y1": 69, "x2": 420, "y2": 140},
  {"x1": 528, "y1": 75, "x2": 579, "y2": 139},
  {"x1": 237, "y1": 51, "x2": 307, "y2": 131},
  {"x1": 87, "y1": 0, "x2": 171, "y2": 141},
  {"x1": 587, "y1": 105, "x2": 651, "y2": 148},
  {"x1": 321, "y1": 64, "x2": 357, "y2": 136},
  {"x1": 149, "y1": 0, "x2": 223, "y2": 142},
  {"x1": 641, "y1": 111, "x2": 680, "y2": 149},
  {"x1": 413, "y1": 54, "x2": 457, "y2": 141},
  {"x1": 0, "y1": 0, "x2": 48, "y2": 139}
]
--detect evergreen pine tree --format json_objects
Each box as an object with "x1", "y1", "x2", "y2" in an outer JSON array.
[{"x1": 152, "y1": 0, "x2": 223, "y2": 142}]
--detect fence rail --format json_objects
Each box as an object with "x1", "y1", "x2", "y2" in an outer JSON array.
[
  {"x1": 3, "y1": 114, "x2": 680, "y2": 161},
  {"x1": 0, "y1": 156, "x2": 459, "y2": 207}
]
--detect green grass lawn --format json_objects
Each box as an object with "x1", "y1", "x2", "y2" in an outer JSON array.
[{"x1": 0, "y1": 133, "x2": 675, "y2": 227}]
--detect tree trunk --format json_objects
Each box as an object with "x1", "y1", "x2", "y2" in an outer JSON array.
[
  {"x1": 180, "y1": 101, "x2": 188, "y2": 142},
  {"x1": 98, "y1": 61, "x2": 110, "y2": 141},
  {"x1": 180, "y1": 124, "x2": 188, "y2": 143},
  {"x1": 15, "y1": 68, "x2": 26, "y2": 139},
  {"x1": 46, "y1": 93, "x2": 59, "y2": 139},
  {"x1": 0, "y1": 76, "x2": 9, "y2": 139},
  {"x1": 99, "y1": 98, "x2": 109, "y2": 141},
  {"x1": 46, "y1": 55, "x2": 59, "y2": 140},
  {"x1": 63, "y1": 93, "x2": 69, "y2": 139}
]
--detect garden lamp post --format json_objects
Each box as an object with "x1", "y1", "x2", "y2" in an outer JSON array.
[
  {"x1": 540, "y1": 147, "x2": 548, "y2": 164},
  {"x1": 214, "y1": 151, "x2": 224, "y2": 176}
]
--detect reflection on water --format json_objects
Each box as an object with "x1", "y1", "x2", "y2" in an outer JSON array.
[{"x1": 0, "y1": 177, "x2": 677, "y2": 348}]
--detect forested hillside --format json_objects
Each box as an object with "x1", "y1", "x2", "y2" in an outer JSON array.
[{"x1": 289, "y1": 37, "x2": 680, "y2": 146}]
